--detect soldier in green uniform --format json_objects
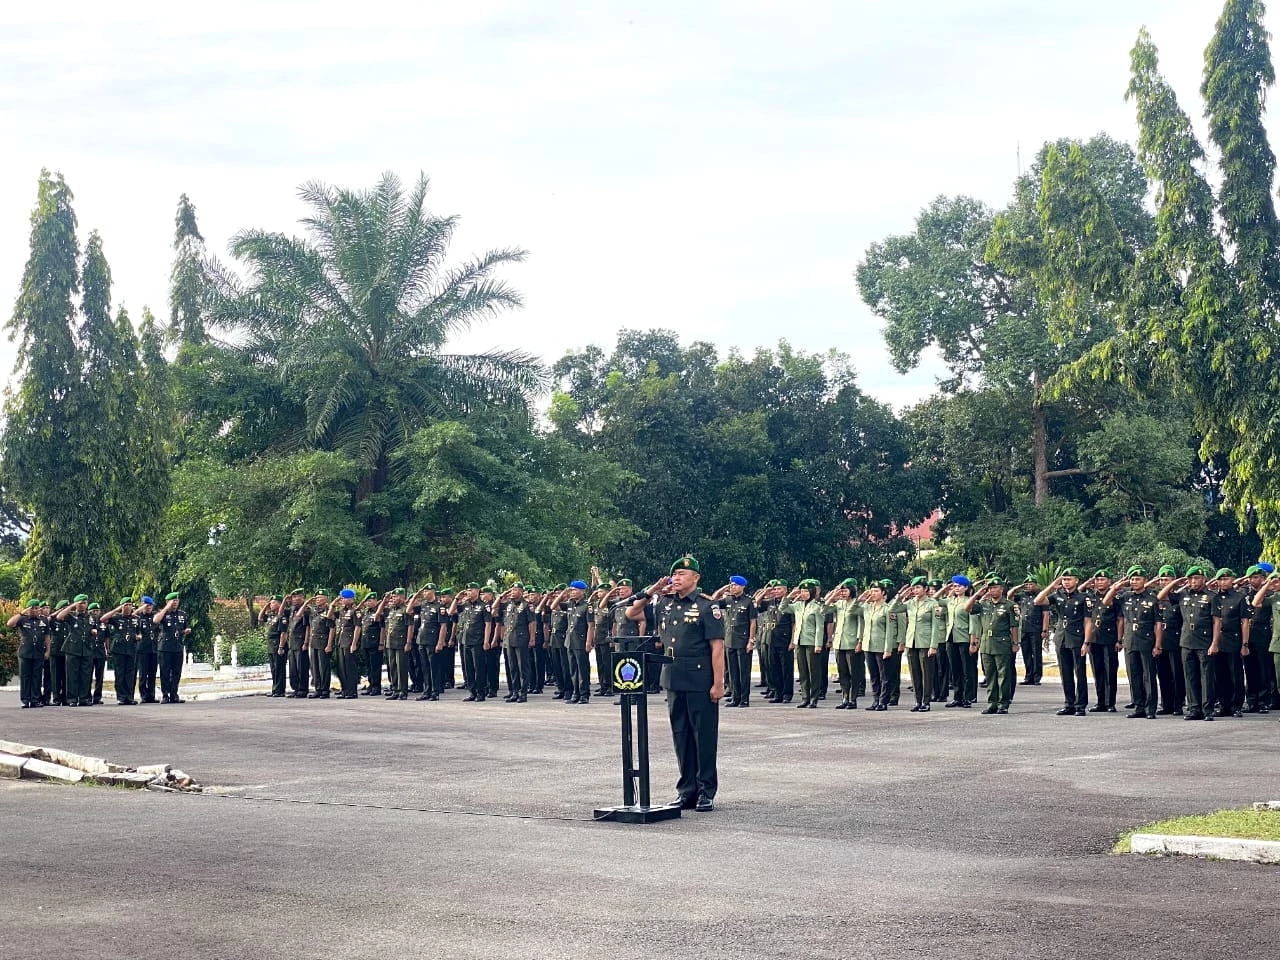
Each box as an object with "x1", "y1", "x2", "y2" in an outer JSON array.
[
  {"x1": 753, "y1": 581, "x2": 777, "y2": 701},
  {"x1": 783, "y1": 579, "x2": 830, "y2": 709},
  {"x1": 56, "y1": 594, "x2": 94, "y2": 707},
  {"x1": 628, "y1": 555, "x2": 725, "y2": 811},
  {"x1": 926, "y1": 580, "x2": 948, "y2": 700},
  {"x1": 965, "y1": 577, "x2": 1018, "y2": 713},
  {"x1": 859, "y1": 580, "x2": 900, "y2": 711},
  {"x1": 1157, "y1": 566, "x2": 1216, "y2": 720},
  {"x1": 1009, "y1": 576, "x2": 1045, "y2": 685},
  {"x1": 712, "y1": 575, "x2": 757, "y2": 707},
  {"x1": 1036, "y1": 571, "x2": 1089, "y2": 716},
  {"x1": 1209, "y1": 568, "x2": 1250, "y2": 717},
  {"x1": 901, "y1": 576, "x2": 940, "y2": 712},
  {"x1": 382, "y1": 588, "x2": 414, "y2": 701},
  {"x1": 541, "y1": 584, "x2": 570, "y2": 699},
  {"x1": 1103, "y1": 566, "x2": 1162, "y2": 719},
  {"x1": 135, "y1": 597, "x2": 160, "y2": 703},
  {"x1": 770, "y1": 580, "x2": 796, "y2": 703},
  {"x1": 1153, "y1": 566, "x2": 1186, "y2": 714},
  {"x1": 283, "y1": 588, "x2": 312, "y2": 698},
  {"x1": 562, "y1": 580, "x2": 595, "y2": 704},
  {"x1": 496, "y1": 583, "x2": 536, "y2": 702},
  {"x1": 1241, "y1": 565, "x2": 1273, "y2": 712},
  {"x1": 410, "y1": 584, "x2": 443, "y2": 701},
  {"x1": 87, "y1": 601, "x2": 107, "y2": 704},
  {"x1": 9, "y1": 599, "x2": 49, "y2": 708},
  {"x1": 259, "y1": 595, "x2": 289, "y2": 697},
  {"x1": 526, "y1": 586, "x2": 548, "y2": 694},
  {"x1": 479, "y1": 584, "x2": 503, "y2": 698},
  {"x1": 590, "y1": 575, "x2": 614, "y2": 697},
  {"x1": 437, "y1": 588, "x2": 457, "y2": 692},
  {"x1": 101, "y1": 598, "x2": 139, "y2": 705},
  {"x1": 307, "y1": 589, "x2": 334, "y2": 698},
  {"x1": 43, "y1": 599, "x2": 68, "y2": 705},
  {"x1": 359, "y1": 591, "x2": 384, "y2": 695},
  {"x1": 826, "y1": 578, "x2": 863, "y2": 709},
  {"x1": 1083, "y1": 571, "x2": 1120, "y2": 712},
  {"x1": 332, "y1": 589, "x2": 361, "y2": 699},
  {"x1": 1251, "y1": 573, "x2": 1280, "y2": 710},
  {"x1": 450, "y1": 584, "x2": 489, "y2": 701},
  {"x1": 154, "y1": 592, "x2": 191, "y2": 704}
]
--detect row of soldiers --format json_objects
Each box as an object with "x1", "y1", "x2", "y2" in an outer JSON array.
[{"x1": 12, "y1": 594, "x2": 192, "y2": 707}]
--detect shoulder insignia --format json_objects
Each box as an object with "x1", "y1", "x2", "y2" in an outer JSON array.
[{"x1": 711, "y1": 606, "x2": 722, "y2": 619}]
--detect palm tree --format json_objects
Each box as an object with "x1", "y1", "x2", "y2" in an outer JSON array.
[{"x1": 210, "y1": 172, "x2": 547, "y2": 534}]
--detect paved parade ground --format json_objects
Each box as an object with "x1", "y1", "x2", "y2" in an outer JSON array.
[{"x1": 3, "y1": 684, "x2": 1279, "y2": 960}]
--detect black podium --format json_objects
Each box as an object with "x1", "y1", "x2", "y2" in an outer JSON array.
[{"x1": 593, "y1": 636, "x2": 681, "y2": 823}]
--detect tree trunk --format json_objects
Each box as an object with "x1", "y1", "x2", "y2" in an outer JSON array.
[{"x1": 1032, "y1": 372, "x2": 1050, "y2": 506}]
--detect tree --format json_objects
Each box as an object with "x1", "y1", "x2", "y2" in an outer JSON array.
[
  {"x1": 1, "y1": 171, "x2": 87, "y2": 599},
  {"x1": 169, "y1": 193, "x2": 210, "y2": 347},
  {"x1": 208, "y1": 172, "x2": 548, "y2": 544}
]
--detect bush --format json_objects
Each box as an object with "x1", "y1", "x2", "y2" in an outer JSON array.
[
  {"x1": 208, "y1": 598, "x2": 256, "y2": 642},
  {"x1": 232, "y1": 626, "x2": 270, "y2": 667},
  {"x1": 0, "y1": 561, "x2": 22, "y2": 601},
  {"x1": 0, "y1": 599, "x2": 19, "y2": 684}
]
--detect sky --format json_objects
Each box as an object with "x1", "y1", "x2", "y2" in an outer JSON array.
[{"x1": 0, "y1": 0, "x2": 1223, "y2": 411}]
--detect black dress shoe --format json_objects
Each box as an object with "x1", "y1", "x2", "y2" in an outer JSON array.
[
  {"x1": 171, "y1": 697, "x2": 185, "y2": 704},
  {"x1": 570, "y1": 696, "x2": 580, "y2": 704},
  {"x1": 1124, "y1": 702, "x2": 1135, "y2": 710},
  {"x1": 919, "y1": 704, "x2": 930, "y2": 712},
  {"x1": 675, "y1": 795, "x2": 698, "y2": 810},
  {"x1": 1126, "y1": 711, "x2": 1144, "y2": 718},
  {"x1": 1146, "y1": 712, "x2": 1157, "y2": 719},
  {"x1": 996, "y1": 707, "x2": 1008, "y2": 714},
  {"x1": 307, "y1": 693, "x2": 319, "y2": 699},
  {"x1": 1089, "y1": 705, "x2": 1106, "y2": 712},
  {"x1": 1076, "y1": 708, "x2": 1087, "y2": 716},
  {"x1": 864, "y1": 703, "x2": 877, "y2": 711},
  {"x1": 981, "y1": 706, "x2": 998, "y2": 714},
  {"x1": 796, "y1": 701, "x2": 809, "y2": 708},
  {"x1": 416, "y1": 694, "x2": 430, "y2": 701},
  {"x1": 1203, "y1": 713, "x2": 1215, "y2": 721},
  {"x1": 695, "y1": 794, "x2": 714, "y2": 812},
  {"x1": 1107, "y1": 706, "x2": 1117, "y2": 712},
  {"x1": 464, "y1": 695, "x2": 476, "y2": 702},
  {"x1": 835, "y1": 702, "x2": 848, "y2": 710},
  {"x1": 807, "y1": 702, "x2": 816, "y2": 709},
  {"x1": 552, "y1": 692, "x2": 565, "y2": 699},
  {"x1": 1184, "y1": 712, "x2": 1202, "y2": 721},
  {"x1": 873, "y1": 703, "x2": 887, "y2": 711},
  {"x1": 1232, "y1": 709, "x2": 1243, "y2": 718},
  {"x1": 945, "y1": 700, "x2": 962, "y2": 708},
  {"x1": 910, "y1": 705, "x2": 921, "y2": 712}
]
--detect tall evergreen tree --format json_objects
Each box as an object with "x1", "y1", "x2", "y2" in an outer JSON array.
[
  {"x1": 169, "y1": 193, "x2": 209, "y2": 347},
  {"x1": 1, "y1": 171, "x2": 88, "y2": 597}
]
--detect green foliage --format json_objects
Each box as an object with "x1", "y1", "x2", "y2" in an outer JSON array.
[
  {"x1": 168, "y1": 193, "x2": 210, "y2": 347},
  {"x1": 0, "y1": 561, "x2": 23, "y2": 600},
  {"x1": 0, "y1": 599, "x2": 18, "y2": 682},
  {"x1": 232, "y1": 626, "x2": 270, "y2": 667},
  {"x1": 207, "y1": 599, "x2": 255, "y2": 642}
]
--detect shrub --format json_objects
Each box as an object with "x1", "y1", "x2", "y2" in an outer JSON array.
[
  {"x1": 232, "y1": 626, "x2": 270, "y2": 667},
  {"x1": 0, "y1": 599, "x2": 19, "y2": 684}
]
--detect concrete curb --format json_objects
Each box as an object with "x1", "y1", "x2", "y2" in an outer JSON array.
[{"x1": 1130, "y1": 833, "x2": 1280, "y2": 864}]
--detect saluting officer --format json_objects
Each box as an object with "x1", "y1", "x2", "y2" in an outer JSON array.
[
  {"x1": 383, "y1": 588, "x2": 414, "y2": 701},
  {"x1": 590, "y1": 574, "x2": 614, "y2": 697},
  {"x1": 44, "y1": 599, "x2": 68, "y2": 705},
  {"x1": 1104, "y1": 566, "x2": 1162, "y2": 719},
  {"x1": 101, "y1": 597, "x2": 139, "y2": 705},
  {"x1": 135, "y1": 596, "x2": 160, "y2": 703},
  {"x1": 87, "y1": 602, "x2": 107, "y2": 704},
  {"x1": 628, "y1": 556, "x2": 725, "y2": 812},
  {"x1": 496, "y1": 583, "x2": 536, "y2": 702},
  {"x1": 9, "y1": 599, "x2": 49, "y2": 708},
  {"x1": 562, "y1": 580, "x2": 595, "y2": 704},
  {"x1": 359, "y1": 591, "x2": 384, "y2": 696},
  {"x1": 283, "y1": 588, "x2": 312, "y2": 698},
  {"x1": 1241, "y1": 565, "x2": 1274, "y2": 712},
  {"x1": 966, "y1": 576, "x2": 1018, "y2": 714},
  {"x1": 1157, "y1": 566, "x2": 1216, "y2": 720},
  {"x1": 57, "y1": 594, "x2": 94, "y2": 707},
  {"x1": 1083, "y1": 571, "x2": 1120, "y2": 712},
  {"x1": 411, "y1": 584, "x2": 443, "y2": 701},
  {"x1": 259, "y1": 595, "x2": 289, "y2": 697},
  {"x1": 1153, "y1": 566, "x2": 1186, "y2": 714},
  {"x1": 451, "y1": 584, "x2": 490, "y2": 702},
  {"x1": 154, "y1": 592, "x2": 191, "y2": 704},
  {"x1": 711, "y1": 575, "x2": 757, "y2": 708},
  {"x1": 1036, "y1": 570, "x2": 1089, "y2": 716},
  {"x1": 308, "y1": 589, "x2": 335, "y2": 699},
  {"x1": 333, "y1": 589, "x2": 362, "y2": 699},
  {"x1": 1010, "y1": 576, "x2": 1045, "y2": 685},
  {"x1": 1209, "y1": 567, "x2": 1250, "y2": 717}
]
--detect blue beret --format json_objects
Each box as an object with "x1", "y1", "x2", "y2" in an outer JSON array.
[
  {"x1": 1259, "y1": 562, "x2": 1276, "y2": 574},
  {"x1": 339, "y1": 588, "x2": 356, "y2": 600},
  {"x1": 730, "y1": 575, "x2": 748, "y2": 587},
  {"x1": 951, "y1": 575, "x2": 971, "y2": 588},
  {"x1": 569, "y1": 580, "x2": 588, "y2": 590},
  {"x1": 141, "y1": 595, "x2": 155, "y2": 606}
]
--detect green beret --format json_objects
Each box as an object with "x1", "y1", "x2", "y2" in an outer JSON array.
[
  {"x1": 87, "y1": 602, "x2": 100, "y2": 610},
  {"x1": 595, "y1": 582, "x2": 610, "y2": 591},
  {"x1": 1061, "y1": 567, "x2": 1079, "y2": 578},
  {"x1": 774, "y1": 579, "x2": 789, "y2": 588},
  {"x1": 315, "y1": 587, "x2": 329, "y2": 596},
  {"x1": 1157, "y1": 565, "x2": 1176, "y2": 577},
  {"x1": 618, "y1": 578, "x2": 632, "y2": 587},
  {"x1": 56, "y1": 600, "x2": 69, "y2": 610},
  {"x1": 480, "y1": 584, "x2": 496, "y2": 594},
  {"x1": 987, "y1": 576, "x2": 1005, "y2": 586},
  {"x1": 1125, "y1": 565, "x2": 1146, "y2": 577},
  {"x1": 439, "y1": 588, "x2": 453, "y2": 596},
  {"x1": 165, "y1": 591, "x2": 180, "y2": 601},
  {"x1": 73, "y1": 593, "x2": 88, "y2": 603},
  {"x1": 877, "y1": 579, "x2": 894, "y2": 589},
  {"x1": 670, "y1": 555, "x2": 700, "y2": 574},
  {"x1": 511, "y1": 582, "x2": 524, "y2": 590},
  {"x1": 800, "y1": 578, "x2": 820, "y2": 588},
  {"x1": 1186, "y1": 565, "x2": 1207, "y2": 577},
  {"x1": 910, "y1": 576, "x2": 927, "y2": 587},
  {"x1": 553, "y1": 583, "x2": 567, "y2": 591},
  {"x1": 423, "y1": 582, "x2": 437, "y2": 591},
  {"x1": 120, "y1": 596, "x2": 133, "y2": 605},
  {"x1": 1214, "y1": 567, "x2": 1235, "y2": 580},
  {"x1": 466, "y1": 582, "x2": 480, "y2": 590},
  {"x1": 273, "y1": 594, "x2": 284, "y2": 601},
  {"x1": 1023, "y1": 574, "x2": 1037, "y2": 583},
  {"x1": 1245, "y1": 565, "x2": 1262, "y2": 577},
  {"x1": 1092, "y1": 570, "x2": 1110, "y2": 580},
  {"x1": 839, "y1": 578, "x2": 858, "y2": 589},
  {"x1": 392, "y1": 587, "x2": 406, "y2": 596},
  {"x1": 24, "y1": 598, "x2": 39, "y2": 609},
  {"x1": 363, "y1": 591, "x2": 377, "y2": 601},
  {"x1": 290, "y1": 588, "x2": 304, "y2": 596},
  {"x1": 929, "y1": 579, "x2": 943, "y2": 588}
]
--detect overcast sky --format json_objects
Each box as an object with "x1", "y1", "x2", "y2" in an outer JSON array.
[{"x1": 0, "y1": 0, "x2": 1222, "y2": 410}]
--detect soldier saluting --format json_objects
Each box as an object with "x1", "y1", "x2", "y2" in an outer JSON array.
[{"x1": 627, "y1": 555, "x2": 725, "y2": 812}]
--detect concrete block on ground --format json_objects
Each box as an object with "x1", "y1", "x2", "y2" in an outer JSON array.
[
  {"x1": 0, "y1": 753, "x2": 28, "y2": 779},
  {"x1": 0, "y1": 739, "x2": 39, "y2": 758},
  {"x1": 1131, "y1": 833, "x2": 1280, "y2": 864},
  {"x1": 41, "y1": 748, "x2": 114, "y2": 776},
  {"x1": 22, "y1": 758, "x2": 85, "y2": 784},
  {"x1": 90, "y1": 771, "x2": 156, "y2": 788}
]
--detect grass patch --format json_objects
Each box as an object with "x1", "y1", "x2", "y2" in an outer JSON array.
[{"x1": 1114, "y1": 808, "x2": 1280, "y2": 853}]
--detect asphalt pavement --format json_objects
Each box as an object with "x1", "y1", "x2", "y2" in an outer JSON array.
[{"x1": 3, "y1": 682, "x2": 1278, "y2": 959}]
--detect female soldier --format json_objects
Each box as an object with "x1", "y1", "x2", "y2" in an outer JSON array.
[
  {"x1": 785, "y1": 579, "x2": 832, "y2": 709},
  {"x1": 859, "y1": 580, "x2": 902, "y2": 711},
  {"x1": 826, "y1": 578, "x2": 864, "y2": 709}
]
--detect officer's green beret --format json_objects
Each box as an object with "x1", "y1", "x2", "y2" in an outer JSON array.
[
  {"x1": 392, "y1": 587, "x2": 406, "y2": 596},
  {"x1": 480, "y1": 584, "x2": 496, "y2": 594},
  {"x1": 423, "y1": 582, "x2": 437, "y2": 591},
  {"x1": 1092, "y1": 570, "x2": 1110, "y2": 580},
  {"x1": 1023, "y1": 573, "x2": 1036, "y2": 583},
  {"x1": 24, "y1": 598, "x2": 39, "y2": 609},
  {"x1": 56, "y1": 600, "x2": 69, "y2": 610},
  {"x1": 1213, "y1": 567, "x2": 1235, "y2": 580},
  {"x1": 120, "y1": 596, "x2": 132, "y2": 605},
  {"x1": 87, "y1": 602, "x2": 100, "y2": 610},
  {"x1": 273, "y1": 594, "x2": 284, "y2": 601},
  {"x1": 799, "y1": 578, "x2": 820, "y2": 588},
  {"x1": 1061, "y1": 567, "x2": 1079, "y2": 577},
  {"x1": 929, "y1": 579, "x2": 943, "y2": 588},
  {"x1": 554, "y1": 583, "x2": 567, "y2": 591},
  {"x1": 1245, "y1": 565, "x2": 1262, "y2": 577},
  {"x1": 73, "y1": 593, "x2": 88, "y2": 603},
  {"x1": 511, "y1": 582, "x2": 524, "y2": 590},
  {"x1": 775, "y1": 579, "x2": 789, "y2": 588},
  {"x1": 595, "y1": 582, "x2": 610, "y2": 591},
  {"x1": 165, "y1": 591, "x2": 180, "y2": 601},
  {"x1": 1156, "y1": 565, "x2": 1176, "y2": 577},
  {"x1": 910, "y1": 576, "x2": 927, "y2": 587},
  {"x1": 839, "y1": 578, "x2": 858, "y2": 590},
  {"x1": 315, "y1": 587, "x2": 329, "y2": 596},
  {"x1": 670, "y1": 555, "x2": 700, "y2": 574},
  {"x1": 439, "y1": 588, "x2": 454, "y2": 596},
  {"x1": 618, "y1": 579, "x2": 632, "y2": 587},
  {"x1": 987, "y1": 576, "x2": 1005, "y2": 586},
  {"x1": 1186, "y1": 565, "x2": 1207, "y2": 577},
  {"x1": 878, "y1": 579, "x2": 894, "y2": 589},
  {"x1": 363, "y1": 591, "x2": 377, "y2": 601},
  {"x1": 466, "y1": 581, "x2": 480, "y2": 590},
  {"x1": 1125, "y1": 565, "x2": 1146, "y2": 577},
  {"x1": 290, "y1": 588, "x2": 304, "y2": 596}
]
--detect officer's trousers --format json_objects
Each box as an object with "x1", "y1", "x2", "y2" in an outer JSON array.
[
  {"x1": 905, "y1": 647, "x2": 933, "y2": 707},
  {"x1": 463, "y1": 645, "x2": 486, "y2": 698},
  {"x1": 385, "y1": 645, "x2": 409, "y2": 696},
  {"x1": 756, "y1": 642, "x2": 774, "y2": 692},
  {"x1": 981, "y1": 652, "x2": 1014, "y2": 709},
  {"x1": 336, "y1": 643, "x2": 359, "y2": 696},
  {"x1": 308, "y1": 646, "x2": 331, "y2": 696},
  {"x1": 931, "y1": 645, "x2": 948, "y2": 700},
  {"x1": 947, "y1": 640, "x2": 973, "y2": 704},
  {"x1": 1242, "y1": 645, "x2": 1267, "y2": 709},
  {"x1": 137, "y1": 650, "x2": 158, "y2": 701},
  {"x1": 1214, "y1": 649, "x2": 1244, "y2": 713},
  {"x1": 669, "y1": 688, "x2": 718, "y2": 801},
  {"x1": 883, "y1": 648, "x2": 903, "y2": 704},
  {"x1": 159, "y1": 650, "x2": 184, "y2": 700},
  {"x1": 835, "y1": 649, "x2": 862, "y2": 703},
  {"x1": 1154, "y1": 647, "x2": 1185, "y2": 711},
  {"x1": 288, "y1": 647, "x2": 309, "y2": 695},
  {"x1": 568, "y1": 648, "x2": 591, "y2": 701},
  {"x1": 867, "y1": 652, "x2": 889, "y2": 706},
  {"x1": 113, "y1": 652, "x2": 137, "y2": 702},
  {"x1": 531, "y1": 643, "x2": 547, "y2": 692},
  {"x1": 1019, "y1": 631, "x2": 1043, "y2": 682},
  {"x1": 727, "y1": 647, "x2": 751, "y2": 704},
  {"x1": 44, "y1": 653, "x2": 67, "y2": 704},
  {"x1": 362, "y1": 648, "x2": 382, "y2": 693},
  {"x1": 769, "y1": 642, "x2": 794, "y2": 700},
  {"x1": 815, "y1": 645, "x2": 830, "y2": 698},
  {"x1": 19, "y1": 656, "x2": 41, "y2": 704},
  {"x1": 91, "y1": 656, "x2": 105, "y2": 702},
  {"x1": 407, "y1": 648, "x2": 422, "y2": 691},
  {"x1": 594, "y1": 642, "x2": 613, "y2": 695},
  {"x1": 1126, "y1": 649, "x2": 1158, "y2": 715},
  {"x1": 795, "y1": 645, "x2": 820, "y2": 704},
  {"x1": 505, "y1": 644, "x2": 531, "y2": 697},
  {"x1": 414, "y1": 646, "x2": 435, "y2": 696},
  {"x1": 1057, "y1": 645, "x2": 1088, "y2": 709},
  {"x1": 433, "y1": 646, "x2": 453, "y2": 694},
  {"x1": 548, "y1": 645, "x2": 568, "y2": 694},
  {"x1": 269, "y1": 645, "x2": 288, "y2": 696},
  {"x1": 67, "y1": 653, "x2": 92, "y2": 704},
  {"x1": 1182, "y1": 647, "x2": 1216, "y2": 716},
  {"x1": 1087, "y1": 644, "x2": 1118, "y2": 709},
  {"x1": 485, "y1": 646, "x2": 501, "y2": 698}
]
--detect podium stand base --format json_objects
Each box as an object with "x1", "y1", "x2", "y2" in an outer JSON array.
[{"x1": 593, "y1": 802, "x2": 682, "y2": 824}]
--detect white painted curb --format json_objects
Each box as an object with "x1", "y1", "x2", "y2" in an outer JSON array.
[{"x1": 1130, "y1": 833, "x2": 1280, "y2": 864}]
